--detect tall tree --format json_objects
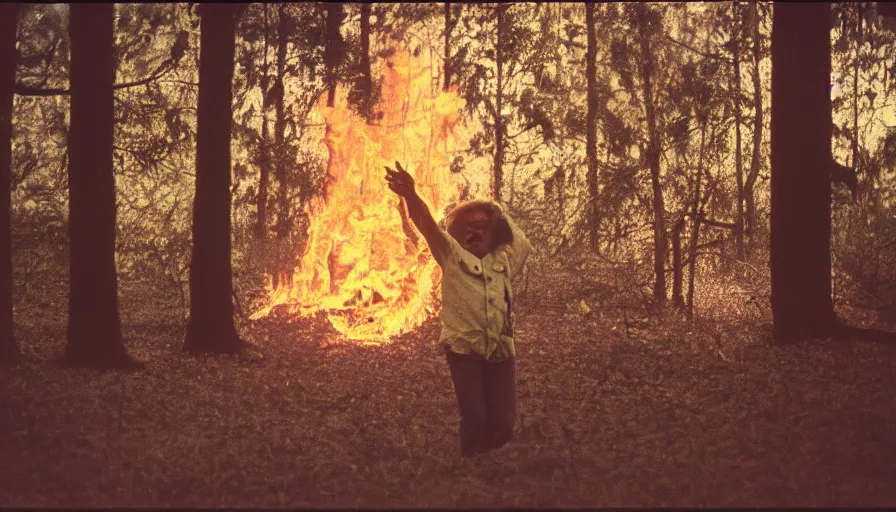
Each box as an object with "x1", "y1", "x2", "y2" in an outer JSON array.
[
  {"x1": 585, "y1": 1, "x2": 600, "y2": 253},
  {"x1": 184, "y1": 3, "x2": 245, "y2": 354},
  {"x1": 687, "y1": 119, "x2": 708, "y2": 320},
  {"x1": 770, "y1": 1, "x2": 836, "y2": 341},
  {"x1": 635, "y1": 3, "x2": 667, "y2": 305},
  {"x1": 494, "y1": 2, "x2": 507, "y2": 202},
  {"x1": 273, "y1": 4, "x2": 289, "y2": 289},
  {"x1": 851, "y1": 1, "x2": 862, "y2": 178},
  {"x1": 324, "y1": 3, "x2": 345, "y2": 108},
  {"x1": 0, "y1": 3, "x2": 20, "y2": 365},
  {"x1": 256, "y1": 4, "x2": 271, "y2": 241},
  {"x1": 744, "y1": 1, "x2": 764, "y2": 246},
  {"x1": 66, "y1": 3, "x2": 139, "y2": 368},
  {"x1": 732, "y1": 0, "x2": 745, "y2": 260},
  {"x1": 359, "y1": 3, "x2": 372, "y2": 121},
  {"x1": 671, "y1": 219, "x2": 685, "y2": 309},
  {"x1": 444, "y1": 1, "x2": 453, "y2": 92}
]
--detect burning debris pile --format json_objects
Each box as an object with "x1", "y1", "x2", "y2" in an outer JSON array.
[{"x1": 252, "y1": 49, "x2": 467, "y2": 341}]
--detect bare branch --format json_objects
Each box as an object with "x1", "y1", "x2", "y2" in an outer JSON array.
[
  {"x1": 15, "y1": 59, "x2": 174, "y2": 97},
  {"x1": 664, "y1": 35, "x2": 732, "y2": 63}
]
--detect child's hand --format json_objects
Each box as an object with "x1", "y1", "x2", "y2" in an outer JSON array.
[{"x1": 384, "y1": 161, "x2": 416, "y2": 198}]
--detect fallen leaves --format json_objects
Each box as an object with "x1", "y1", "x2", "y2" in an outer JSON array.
[{"x1": 3, "y1": 270, "x2": 896, "y2": 508}]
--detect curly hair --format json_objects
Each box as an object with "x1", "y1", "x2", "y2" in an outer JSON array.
[{"x1": 444, "y1": 199, "x2": 513, "y2": 251}]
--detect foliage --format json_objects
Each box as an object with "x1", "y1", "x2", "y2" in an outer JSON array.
[{"x1": 830, "y1": 2, "x2": 896, "y2": 314}]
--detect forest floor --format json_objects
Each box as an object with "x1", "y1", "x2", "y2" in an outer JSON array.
[{"x1": 3, "y1": 265, "x2": 896, "y2": 508}]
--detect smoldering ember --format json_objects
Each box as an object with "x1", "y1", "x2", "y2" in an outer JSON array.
[{"x1": 2, "y1": 2, "x2": 896, "y2": 509}]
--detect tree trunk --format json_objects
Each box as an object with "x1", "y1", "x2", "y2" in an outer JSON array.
[
  {"x1": 325, "y1": 3, "x2": 344, "y2": 108},
  {"x1": 586, "y1": 1, "x2": 600, "y2": 253},
  {"x1": 671, "y1": 218, "x2": 685, "y2": 310},
  {"x1": 360, "y1": 3, "x2": 372, "y2": 121},
  {"x1": 687, "y1": 119, "x2": 708, "y2": 321},
  {"x1": 273, "y1": 4, "x2": 289, "y2": 290},
  {"x1": 745, "y1": 1, "x2": 763, "y2": 246},
  {"x1": 66, "y1": 4, "x2": 139, "y2": 369},
  {"x1": 444, "y1": 1, "x2": 453, "y2": 91},
  {"x1": 184, "y1": 3, "x2": 244, "y2": 354},
  {"x1": 256, "y1": 4, "x2": 270, "y2": 241},
  {"x1": 637, "y1": 4, "x2": 667, "y2": 305},
  {"x1": 733, "y1": 0, "x2": 745, "y2": 260},
  {"x1": 770, "y1": 1, "x2": 836, "y2": 342},
  {"x1": 494, "y1": 3, "x2": 506, "y2": 203},
  {"x1": 852, "y1": 2, "x2": 861, "y2": 177},
  {"x1": 0, "y1": 3, "x2": 20, "y2": 365}
]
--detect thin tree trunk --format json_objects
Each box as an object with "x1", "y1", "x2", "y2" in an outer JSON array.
[
  {"x1": 274, "y1": 4, "x2": 289, "y2": 289},
  {"x1": 687, "y1": 119, "x2": 708, "y2": 321},
  {"x1": 637, "y1": 4, "x2": 667, "y2": 305},
  {"x1": 770, "y1": 1, "x2": 836, "y2": 342},
  {"x1": 325, "y1": 3, "x2": 344, "y2": 108},
  {"x1": 671, "y1": 218, "x2": 685, "y2": 310},
  {"x1": 256, "y1": 4, "x2": 270, "y2": 241},
  {"x1": 360, "y1": 3, "x2": 372, "y2": 121},
  {"x1": 66, "y1": 3, "x2": 139, "y2": 368},
  {"x1": 444, "y1": 1, "x2": 453, "y2": 91},
  {"x1": 733, "y1": 0, "x2": 745, "y2": 260},
  {"x1": 494, "y1": 3, "x2": 506, "y2": 203},
  {"x1": 184, "y1": 3, "x2": 244, "y2": 354},
  {"x1": 854, "y1": 1, "x2": 861, "y2": 166},
  {"x1": 586, "y1": 1, "x2": 600, "y2": 253},
  {"x1": 0, "y1": 3, "x2": 20, "y2": 364},
  {"x1": 745, "y1": 1, "x2": 762, "y2": 246}
]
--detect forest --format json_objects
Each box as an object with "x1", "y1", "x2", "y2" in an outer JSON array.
[{"x1": 3, "y1": 1, "x2": 896, "y2": 508}]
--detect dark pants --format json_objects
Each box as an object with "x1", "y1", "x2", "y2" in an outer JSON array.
[{"x1": 445, "y1": 347, "x2": 516, "y2": 457}]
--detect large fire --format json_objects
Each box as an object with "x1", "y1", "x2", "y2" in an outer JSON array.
[{"x1": 251, "y1": 49, "x2": 466, "y2": 341}]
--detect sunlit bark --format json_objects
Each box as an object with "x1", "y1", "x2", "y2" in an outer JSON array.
[
  {"x1": 770, "y1": 1, "x2": 836, "y2": 341},
  {"x1": 0, "y1": 3, "x2": 19, "y2": 364},
  {"x1": 184, "y1": 3, "x2": 244, "y2": 354},
  {"x1": 66, "y1": 3, "x2": 139, "y2": 368}
]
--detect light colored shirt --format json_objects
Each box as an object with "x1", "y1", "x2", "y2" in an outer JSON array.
[{"x1": 428, "y1": 211, "x2": 531, "y2": 361}]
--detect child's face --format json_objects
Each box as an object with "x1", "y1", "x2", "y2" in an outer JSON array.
[{"x1": 454, "y1": 209, "x2": 494, "y2": 259}]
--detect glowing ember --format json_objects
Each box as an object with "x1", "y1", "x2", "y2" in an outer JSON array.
[{"x1": 251, "y1": 49, "x2": 466, "y2": 341}]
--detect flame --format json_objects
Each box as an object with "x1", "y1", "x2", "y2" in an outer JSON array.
[{"x1": 251, "y1": 48, "x2": 466, "y2": 342}]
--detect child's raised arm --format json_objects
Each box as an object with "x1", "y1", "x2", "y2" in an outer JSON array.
[
  {"x1": 384, "y1": 161, "x2": 452, "y2": 265},
  {"x1": 496, "y1": 208, "x2": 531, "y2": 279}
]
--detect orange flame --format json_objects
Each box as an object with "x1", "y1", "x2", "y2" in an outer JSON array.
[{"x1": 251, "y1": 49, "x2": 466, "y2": 341}]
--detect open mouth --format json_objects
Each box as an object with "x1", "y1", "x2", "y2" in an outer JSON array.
[{"x1": 465, "y1": 234, "x2": 482, "y2": 247}]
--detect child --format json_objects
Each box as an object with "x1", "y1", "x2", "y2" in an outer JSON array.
[{"x1": 385, "y1": 161, "x2": 531, "y2": 457}]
